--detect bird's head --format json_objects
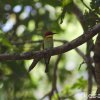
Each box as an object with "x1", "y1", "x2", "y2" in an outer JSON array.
[{"x1": 44, "y1": 31, "x2": 56, "y2": 37}]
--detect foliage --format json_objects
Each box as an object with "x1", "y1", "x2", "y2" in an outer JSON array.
[{"x1": 0, "y1": 0, "x2": 99, "y2": 100}]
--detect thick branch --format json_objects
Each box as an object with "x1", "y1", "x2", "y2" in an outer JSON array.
[{"x1": 0, "y1": 23, "x2": 100, "y2": 61}]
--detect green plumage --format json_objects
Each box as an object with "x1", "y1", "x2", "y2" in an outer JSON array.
[{"x1": 43, "y1": 36, "x2": 53, "y2": 72}]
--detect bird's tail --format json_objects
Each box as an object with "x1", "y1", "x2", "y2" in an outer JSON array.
[
  {"x1": 45, "y1": 63, "x2": 49, "y2": 73},
  {"x1": 45, "y1": 57, "x2": 50, "y2": 73}
]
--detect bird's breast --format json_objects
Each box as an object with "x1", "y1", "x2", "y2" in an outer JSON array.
[{"x1": 43, "y1": 37, "x2": 53, "y2": 49}]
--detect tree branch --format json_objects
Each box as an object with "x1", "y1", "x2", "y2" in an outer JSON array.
[
  {"x1": 40, "y1": 55, "x2": 61, "y2": 100},
  {"x1": 0, "y1": 23, "x2": 99, "y2": 61},
  {"x1": 48, "y1": 55, "x2": 61, "y2": 100}
]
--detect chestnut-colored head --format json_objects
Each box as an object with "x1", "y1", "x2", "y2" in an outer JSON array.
[{"x1": 44, "y1": 31, "x2": 56, "y2": 37}]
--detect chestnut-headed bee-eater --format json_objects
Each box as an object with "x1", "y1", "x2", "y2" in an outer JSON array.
[{"x1": 43, "y1": 31, "x2": 56, "y2": 73}]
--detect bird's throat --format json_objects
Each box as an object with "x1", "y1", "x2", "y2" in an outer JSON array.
[{"x1": 45, "y1": 35, "x2": 53, "y2": 38}]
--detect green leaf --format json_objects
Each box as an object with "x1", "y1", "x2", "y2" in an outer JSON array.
[
  {"x1": 71, "y1": 76, "x2": 87, "y2": 89},
  {"x1": 62, "y1": 0, "x2": 73, "y2": 6},
  {"x1": 0, "y1": 33, "x2": 12, "y2": 48}
]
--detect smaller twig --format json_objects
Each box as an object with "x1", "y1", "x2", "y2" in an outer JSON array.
[
  {"x1": 11, "y1": 40, "x2": 42, "y2": 45},
  {"x1": 75, "y1": 48, "x2": 87, "y2": 61},
  {"x1": 75, "y1": 47, "x2": 96, "y2": 82},
  {"x1": 81, "y1": 0, "x2": 92, "y2": 11},
  {"x1": 39, "y1": 92, "x2": 50, "y2": 100},
  {"x1": 78, "y1": 61, "x2": 85, "y2": 70},
  {"x1": 48, "y1": 54, "x2": 62, "y2": 100},
  {"x1": 55, "y1": 88, "x2": 60, "y2": 100},
  {"x1": 39, "y1": 55, "x2": 62, "y2": 100}
]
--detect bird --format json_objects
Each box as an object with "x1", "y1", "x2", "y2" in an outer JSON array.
[{"x1": 43, "y1": 31, "x2": 56, "y2": 73}]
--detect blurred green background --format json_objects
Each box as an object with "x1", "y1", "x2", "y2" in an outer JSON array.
[{"x1": 0, "y1": 0, "x2": 97, "y2": 100}]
